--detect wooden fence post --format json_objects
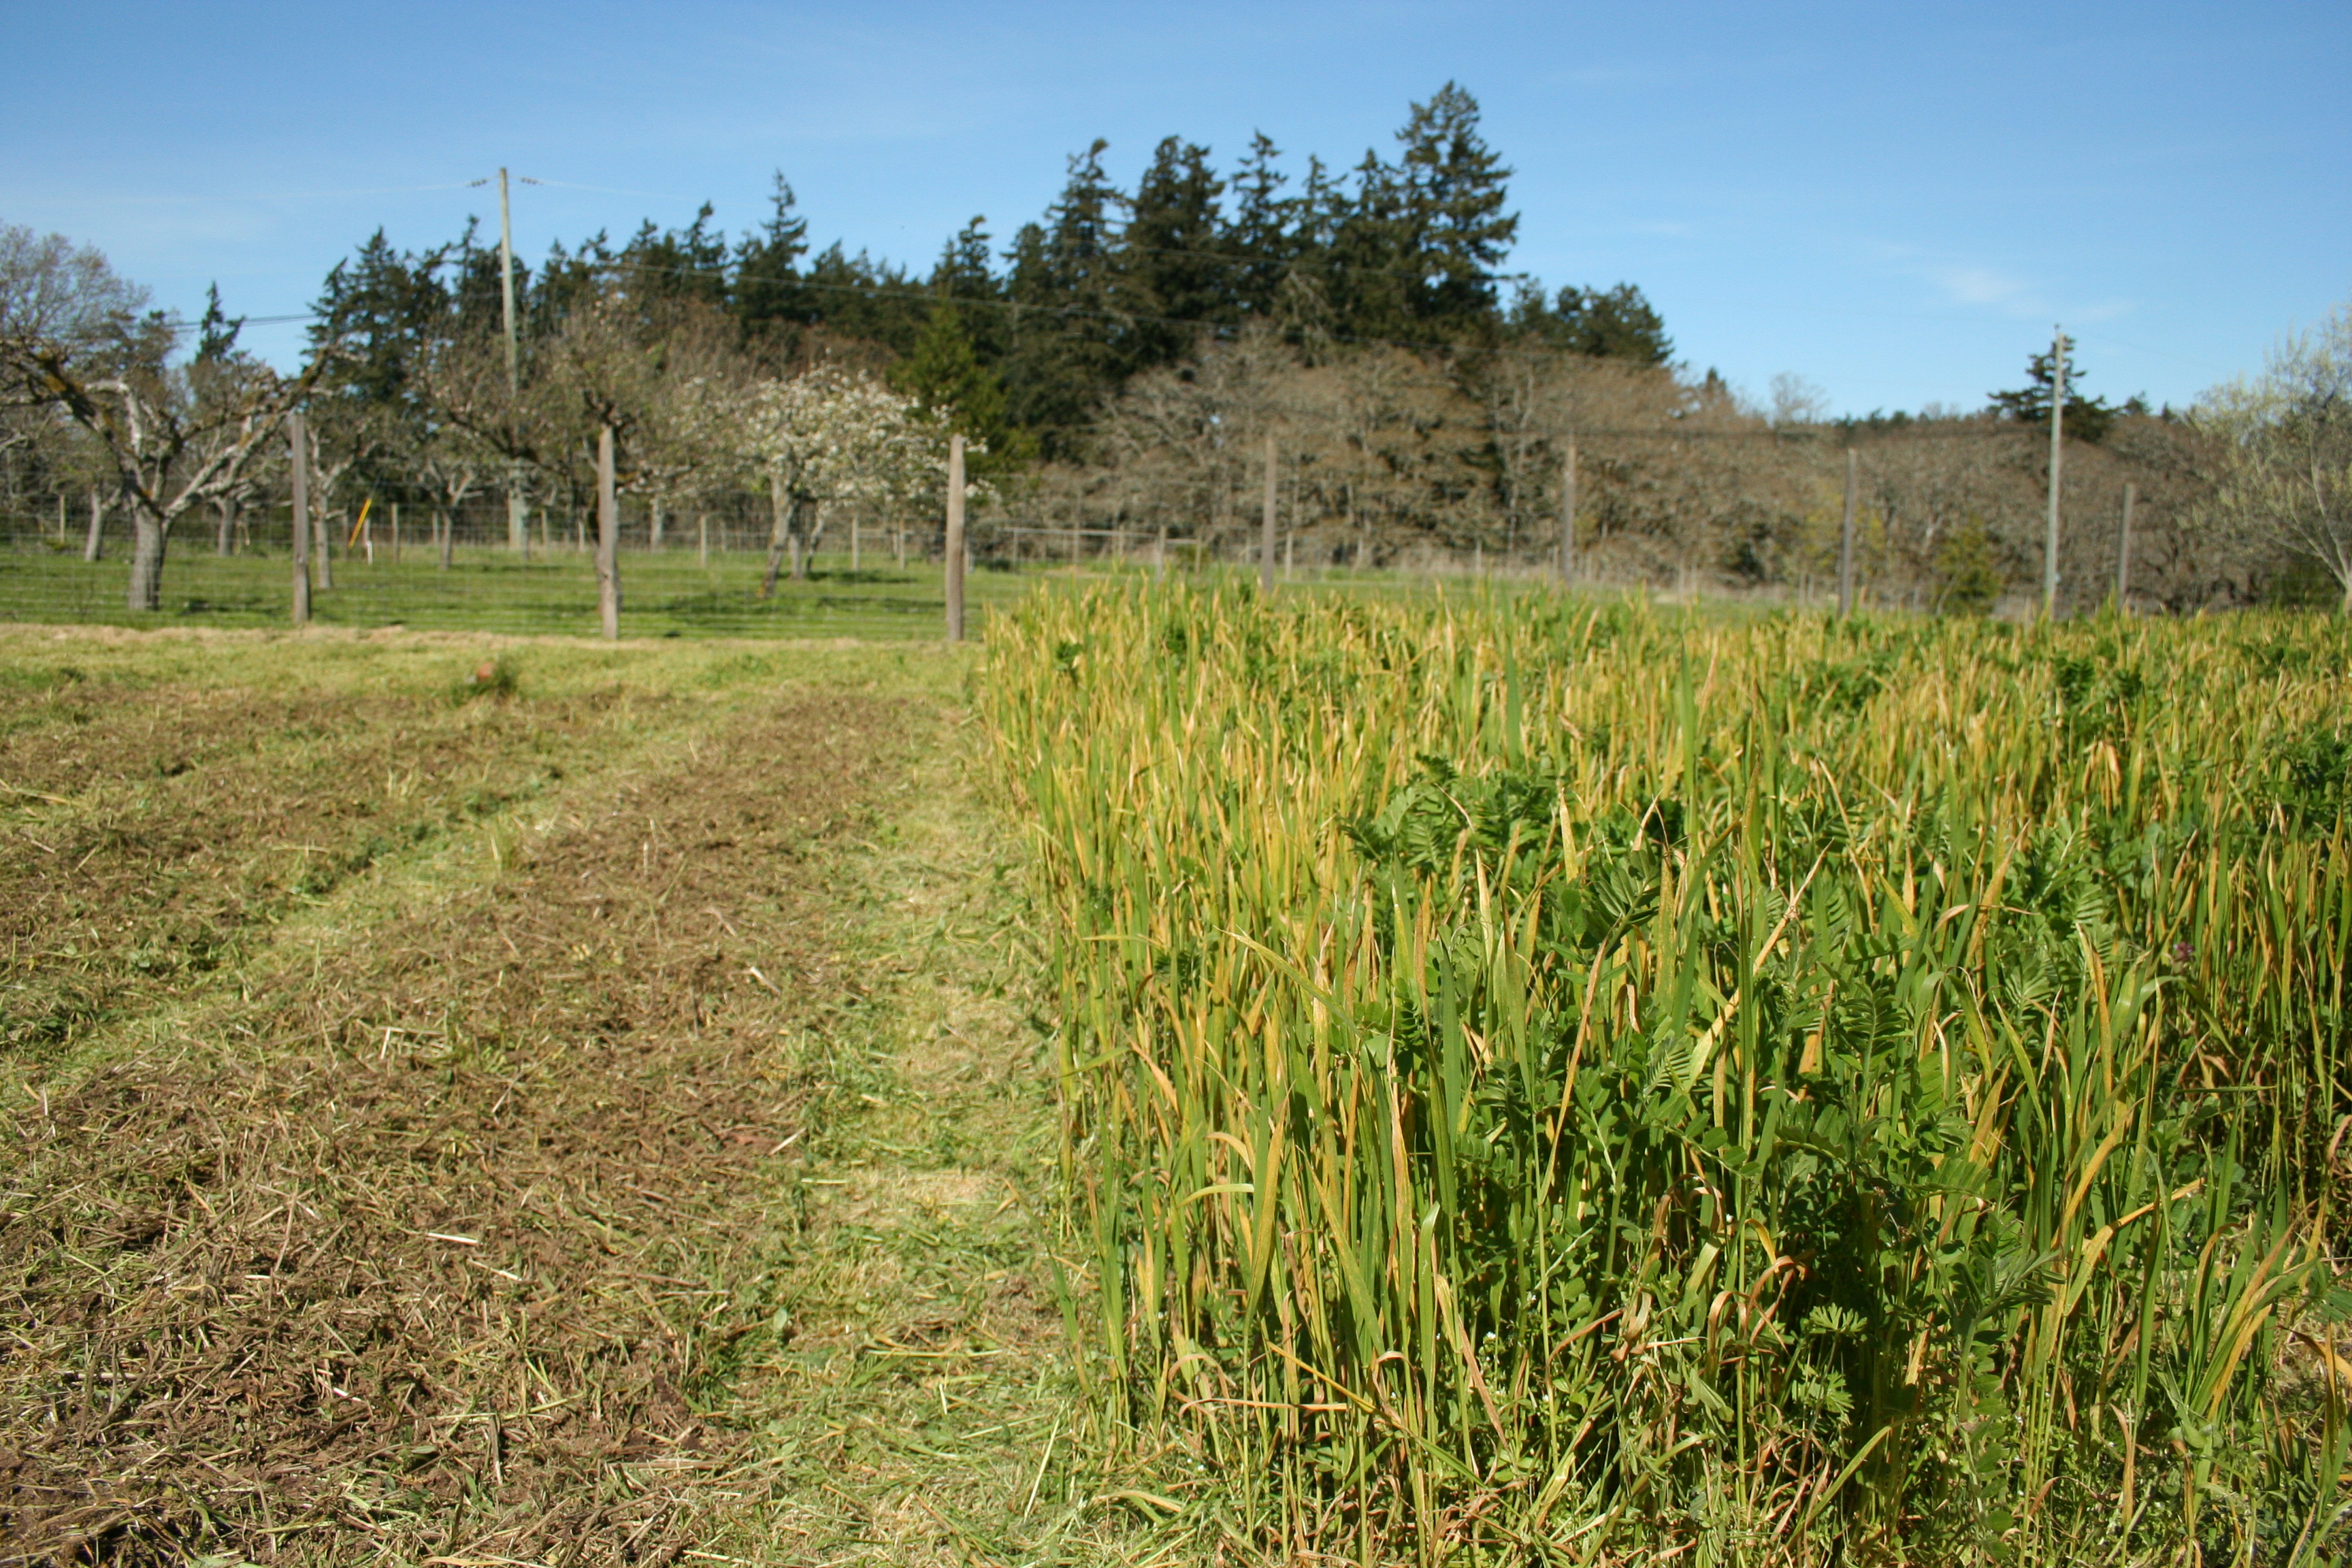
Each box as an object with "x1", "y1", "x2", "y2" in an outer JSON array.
[
  {"x1": 1838, "y1": 447, "x2": 1858, "y2": 619},
  {"x1": 1559, "y1": 442, "x2": 1577, "y2": 585},
  {"x1": 1260, "y1": 435, "x2": 1277, "y2": 593},
  {"x1": 2044, "y1": 324, "x2": 2065, "y2": 619},
  {"x1": 945, "y1": 434, "x2": 966, "y2": 642},
  {"x1": 289, "y1": 412, "x2": 311, "y2": 625},
  {"x1": 2116, "y1": 482, "x2": 2135, "y2": 610},
  {"x1": 596, "y1": 426, "x2": 620, "y2": 640}
]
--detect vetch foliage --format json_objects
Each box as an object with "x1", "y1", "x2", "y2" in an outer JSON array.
[{"x1": 984, "y1": 587, "x2": 2352, "y2": 1563}]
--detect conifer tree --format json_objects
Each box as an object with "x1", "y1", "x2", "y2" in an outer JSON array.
[
  {"x1": 1989, "y1": 338, "x2": 2129, "y2": 443},
  {"x1": 1117, "y1": 137, "x2": 1230, "y2": 371},
  {"x1": 1004, "y1": 140, "x2": 1126, "y2": 455},
  {"x1": 1326, "y1": 148, "x2": 1408, "y2": 340},
  {"x1": 1512, "y1": 282, "x2": 1673, "y2": 365},
  {"x1": 892, "y1": 296, "x2": 1036, "y2": 472},
  {"x1": 1391, "y1": 82, "x2": 1517, "y2": 335},
  {"x1": 1227, "y1": 133, "x2": 1294, "y2": 321},
  {"x1": 619, "y1": 202, "x2": 728, "y2": 316},
  {"x1": 926, "y1": 216, "x2": 1007, "y2": 361},
  {"x1": 732, "y1": 174, "x2": 811, "y2": 342}
]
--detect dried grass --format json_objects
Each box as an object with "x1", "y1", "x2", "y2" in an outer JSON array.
[{"x1": 2, "y1": 686, "x2": 906, "y2": 1566}]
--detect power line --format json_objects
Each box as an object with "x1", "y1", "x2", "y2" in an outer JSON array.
[
  {"x1": 15, "y1": 182, "x2": 485, "y2": 205},
  {"x1": 144, "y1": 270, "x2": 2170, "y2": 442}
]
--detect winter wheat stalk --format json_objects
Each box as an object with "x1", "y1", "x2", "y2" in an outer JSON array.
[{"x1": 985, "y1": 585, "x2": 2352, "y2": 1563}]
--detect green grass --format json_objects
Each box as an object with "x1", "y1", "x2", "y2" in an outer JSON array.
[
  {"x1": 0, "y1": 540, "x2": 1046, "y2": 638},
  {"x1": 983, "y1": 585, "x2": 2352, "y2": 1564},
  {"x1": 0, "y1": 530, "x2": 1737, "y2": 640}
]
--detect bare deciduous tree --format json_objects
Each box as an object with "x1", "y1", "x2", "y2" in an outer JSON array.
[
  {"x1": 4, "y1": 329, "x2": 324, "y2": 609},
  {"x1": 2199, "y1": 298, "x2": 2352, "y2": 612}
]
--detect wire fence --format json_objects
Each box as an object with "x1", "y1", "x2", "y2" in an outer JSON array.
[{"x1": 1, "y1": 498, "x2": 1654, "y2": 640}]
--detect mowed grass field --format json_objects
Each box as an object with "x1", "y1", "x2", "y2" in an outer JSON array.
[
  {"x1": 983, "y1": 588, "x2": 2352, "y2": 1565},
  {"x1": 0, "y1": 625, "x2": 1168, "y2": 1567},
  {"x1": 0, "y1": 536, "x2": 1633, "y2": 644},
  {"x1": 0, "y1": 544, "x2": 1044, "y2": 640}
]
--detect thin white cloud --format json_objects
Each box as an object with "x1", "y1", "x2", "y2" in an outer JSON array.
[
  {"x1": 1927, "y1": 263, "x2": 2041, "y2": 314},
  {"x1": 1851, "y1": 244, "x2": 2134, "y2": 329}
]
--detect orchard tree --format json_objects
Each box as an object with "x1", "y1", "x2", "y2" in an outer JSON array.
[
  {"x1": 2, "y1": 230, "x2": 326, "y2": 608},
  {"x1": 734, "y1": 365, "x2": 956, "y2": 591},
  {"x1": 0, "y1": 224, "x2": 150, "y2": 489}
]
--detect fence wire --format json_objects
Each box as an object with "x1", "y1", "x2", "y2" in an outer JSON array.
[{"x1": 1, "y1": 497, "x2": 1624, "y2": 640}]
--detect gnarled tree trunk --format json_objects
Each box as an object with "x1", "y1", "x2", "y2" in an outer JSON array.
[
  {"x1": 127, "y1": 512, "x2": 166, "y2": 610},
  {"x1": 762, "y1": 472, "x2": 791, "y2": 599},
  {"x1": 791, "y1": 502, "x2": 816, "y2": 581},
  {"x1": 83, "y1": 489, "x2": 105, "y2": 561},
  {"x1": 312, "y1": 507, "x2": 333, "y2": 590}
]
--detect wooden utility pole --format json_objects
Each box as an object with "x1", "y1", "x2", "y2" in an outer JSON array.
[
  {"x1": 2043, "y1": 325, "x2": 2065, "y2": 619},
  {"x1": 2116, "y1": 482, "x2": 2136, "y2": 610},
  {"x1": 497, "y1": 170, "x2": 521, "y2": 395},
  {"x1": 1838, "y1": 447, "x2": 1858, "y2": 619},
  {"x1": 497, "y1": 168, "x2": 530, "y2": 557},
  {"x1": 1260, "y1": 435, "x2": 1278, "y2": 593},
  {"x1": 595, "y1": 426, "x2": 620, "y2": 640},
  {"x1": 945, "y1": 434, "x2": 966, "y2": 642},
  {"x1": 289, "y1": 412, "x2": 311, "y2": 626},
  {"x1": 1558, "y1": 442, "x2": 1578, "y2": 585}
]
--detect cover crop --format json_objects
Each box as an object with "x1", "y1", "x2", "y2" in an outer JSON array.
[{"x1": 985, "y1": 587, "x2": 2352, "y2": 1563}]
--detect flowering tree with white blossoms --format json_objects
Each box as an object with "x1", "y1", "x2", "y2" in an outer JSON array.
[{"x1": 734, "y1": 364, "x2": 973, "y2": 594}]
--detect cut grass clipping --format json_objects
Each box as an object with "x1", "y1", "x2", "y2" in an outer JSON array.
[
  {"x1": 983, "y1": 585, "x2": 2352, "y2": 1564},
  {"x1": 0, "y1": 630, "x2": 1119, "y2": 1567}
]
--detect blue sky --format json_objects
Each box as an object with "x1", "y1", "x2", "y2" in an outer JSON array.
[{"x1": 5, "y1": 0, "x2": 2344, "y2": 414}]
